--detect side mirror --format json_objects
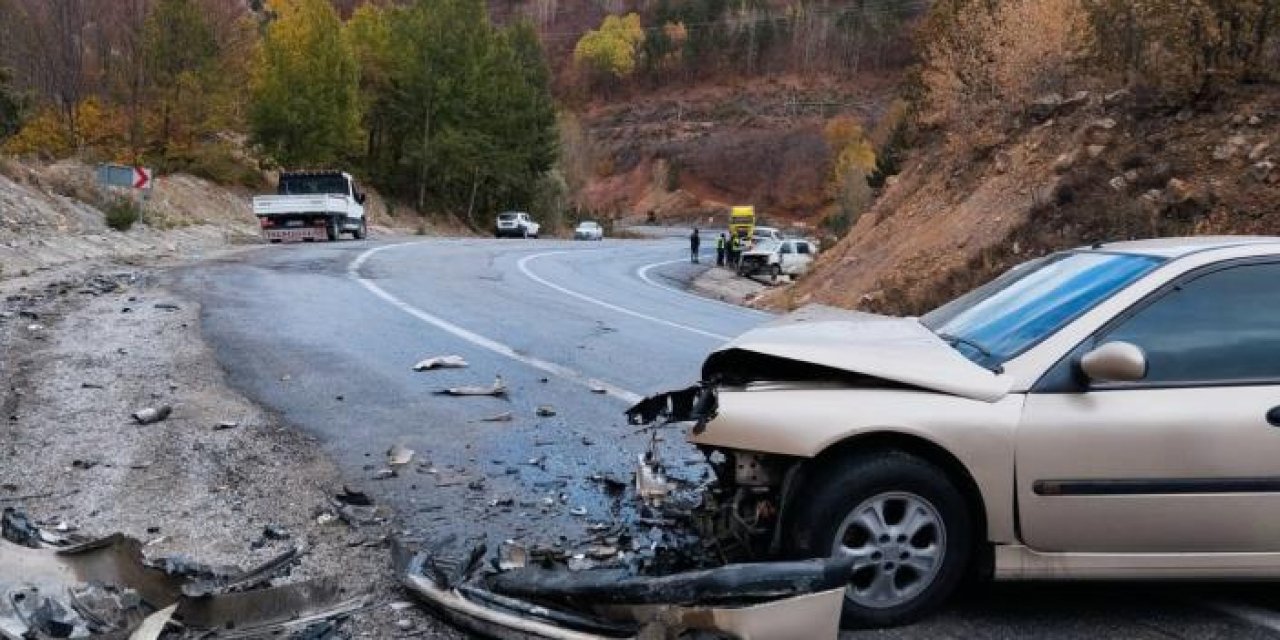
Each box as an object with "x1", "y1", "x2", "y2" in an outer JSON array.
[
  {"x1": 1080, "y1": 341, "x2": 1147, "y2": 383},
  {"x1": 354, "y1": 192, "x2": 366, "y2": 205}
]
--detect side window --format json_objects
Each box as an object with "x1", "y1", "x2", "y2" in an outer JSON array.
[
  {"x1": 1100, "y1": 262, "x2": 1280, "y2": 384},
  {"x1": 780, "y1": 242, "x2": 793, "y2": 254},
  {"x1": 797, "y1": 242, "x2": 812, "y2": 255}
]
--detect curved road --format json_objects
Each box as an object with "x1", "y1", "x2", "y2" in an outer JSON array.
[
  {"x1": 178, "y1": 239, "x2": 764, "y2": 542},
  {"x1": 177, "y1": 238, "x2": 1280, "y2": 639}
]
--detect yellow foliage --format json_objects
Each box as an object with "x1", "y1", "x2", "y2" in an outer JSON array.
[
  {"x1": 2, "y1": 97, "x2": 127, "y2": 160},
  {"x1": 824, "y1": 115, "x2": 877, "y2": 174},
  {"x1": 2, "y1": 109, "x2": 71, "y2": 158},
  {"x1": 573, "y1": 13, "x2": 644, "y2": 79},
  {"x1": 823, "y1": 115, "x2": 876, "y2": 229}
]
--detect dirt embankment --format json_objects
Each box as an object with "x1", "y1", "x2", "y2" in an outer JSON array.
[
  {"x1": 770, "y1": 86, "x2": 1280, "y2": 315},
  {"x1": 575, "y1": 74, "x2": 900, "y2": 227},
  {"x1": 0, "y1": 159, "x2": 456, "y2": 279}
]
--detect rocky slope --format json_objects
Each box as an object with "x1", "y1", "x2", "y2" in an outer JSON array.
[{"x1": 771, "y1": 85, "x2": 1280, "y2": 315}]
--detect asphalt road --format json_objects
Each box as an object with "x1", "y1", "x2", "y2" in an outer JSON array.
[{"x1": 178, "y1": 237, "x2": 1280, "y2": 639}]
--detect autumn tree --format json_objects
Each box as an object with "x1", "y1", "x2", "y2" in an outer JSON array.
[
  {"x1": 574, "y1": 14, "x2": 645, "y2": 81},
  {"x1": 824, "y1": 115, "x2": 876, "y2": 237},
  {"x1": 250, "y1": 0, "x2": 359, "y2": 168},
  {"x1": 345, "y1": 3, "x2": 396, "y2": 167},
  {"x1": 143, "y1": 0, "x2": 217, "y2": 155}
]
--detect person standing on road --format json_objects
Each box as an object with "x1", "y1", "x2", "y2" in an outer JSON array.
[
  {"x1": 728, "y1": 233, "x2": 741, "y2": 268},
  {"x1": 716, "y1": 233, "x2": 726, "y2": 267},
  {"x1": 690, "y1": 228, "x2": 701, "y2": 263}
]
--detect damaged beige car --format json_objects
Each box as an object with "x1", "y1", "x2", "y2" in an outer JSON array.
[{"x1": 632, "y1": 237, "x2": 1280, "y2": 628}]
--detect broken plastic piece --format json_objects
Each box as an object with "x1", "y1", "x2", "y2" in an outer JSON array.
[
  {"x1": 435, "y1": 376, "x2": 507, "y2": 397},
  {"x1": 131, "y1": 405, "x2": 172, "y2": 425},
  {"x1": 413, "y1": 355, "x2": 469, "y2": 371},
  {"x1": 635, "y1": 454, "x2": 675, "y2": 507}
]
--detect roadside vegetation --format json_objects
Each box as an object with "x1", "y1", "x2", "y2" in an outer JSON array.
[{"x1": 0, "y1": 0, "x2": 557, "y2": 229}]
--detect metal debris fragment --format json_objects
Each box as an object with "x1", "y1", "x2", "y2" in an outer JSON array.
[
  {"x1": 413, "y1": 355, "x2": 469, "y2": 371},
  {"x1": 480, "y1": 411, "x2": 514, "y2": 422},
  {"x1": 535, "y1": 405, "x2": 557, "y2": 417}
]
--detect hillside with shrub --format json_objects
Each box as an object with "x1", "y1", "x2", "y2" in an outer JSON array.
[{"x1": 772, "y1": 0, "x2": 1280, "y2": 314}]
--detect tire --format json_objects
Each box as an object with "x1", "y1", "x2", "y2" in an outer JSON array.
[
  {"x1": 327, "y1": 219, "x2": 339, "y2": 242},
  {"x1": 787, "y1": 451, "x2": 972, "y2": 628},
  {"x1": 521, "y1": 228, "x2": 529, "y2": 239},
  {"x1": 353, "y1": 219, "x2": 367, "y2": 240},
  {"x1": 770, "y1": 264, "x2": 782, "y2": 281}
]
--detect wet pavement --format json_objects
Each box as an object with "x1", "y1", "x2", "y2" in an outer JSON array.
[{"x1": 178, "y1": 237, "x2": 1280, "y2": 638}]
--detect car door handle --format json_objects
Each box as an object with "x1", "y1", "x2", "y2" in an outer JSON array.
[{"x1": 1267, "y1": 406, "x2": 1280, "y2": 427}]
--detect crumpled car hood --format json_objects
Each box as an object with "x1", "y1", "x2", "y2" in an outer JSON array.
[{"x1": 704, "y1": 305, "x2": 1012, "y2": 402}]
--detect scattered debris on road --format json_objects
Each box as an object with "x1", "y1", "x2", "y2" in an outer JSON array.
[
  {"x1": 387, "y1": 443, "x2": 415, "y2": 466},
  {"x1": 435, "y1": 376, "x2": 507, "y2": 397},
  {"x1": 535, "y1": 404, "x2": 557, "y2": 417},
  {"x1": 480, "y1": 411, "x2": 514, "y2": 422},
  {"x1": 0, "y1": 510, "x2": 368, "y2": 639},
  {"x1": 131, "y1": 405, "x2": 173, "y2": 425},
  {"x1": 213, "y1": 420, "x2": 238, "y2": 430},
  {"x1": 413, "y1": 354, "x2": 469, "y2": 371}
]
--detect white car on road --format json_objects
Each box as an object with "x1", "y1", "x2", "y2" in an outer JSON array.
[
  {"x1": 739, "y1": 238, "x2": 817, "y2": 280},
  {"x1": 573, "y1": 221, "x2": 604, "y2": 241},
  {"x1": 494, "y1": 211, "x2": 540, "y2": 238}
]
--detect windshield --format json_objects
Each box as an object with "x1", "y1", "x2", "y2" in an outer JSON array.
[
  {"x1": 278, "y1": 174, "x2": 349, "y2": 196},
  {"x1": 577, "y1": 222, "x2": 598, "y2": 229},
  {"x1": 498, "y1": 213, "x2": 518, "y2": 221},
  {"x1": 920, "y1": 251, "x2": 1163, "y2": 368},
  {"x1": 752, "y1": 240, "x2": 781, "y2": 253}
]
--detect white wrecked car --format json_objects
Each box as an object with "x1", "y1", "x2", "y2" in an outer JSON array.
[{"x1": 632, "y1": 237, "x2": 1280, "y2": 627}]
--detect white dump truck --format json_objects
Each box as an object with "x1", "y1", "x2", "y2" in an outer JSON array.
[{"x1": 254, "y1": 171, "x2": 367, "y2": 242}]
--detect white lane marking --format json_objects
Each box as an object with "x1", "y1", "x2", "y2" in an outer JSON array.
[
  {"x1": 1203, "y1": 601, "x2": 1280, "y2": 634},
  {"x1": 517, "y1": 251, "x2": 733, "y2": 342},
  {"x1": 636, "y1": 259, "x2": 773, "y2": 317},
  {"x1": 349, "y1": 243, "x2": 643, "y2": 404}
]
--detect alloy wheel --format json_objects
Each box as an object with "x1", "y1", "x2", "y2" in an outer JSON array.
[{"x1": 832, "y1": 491, "x2": 946, "y2": 609}]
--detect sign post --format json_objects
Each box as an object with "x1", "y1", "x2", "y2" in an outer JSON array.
[{"x1": 96, "y1": 164, "x2": 154, "y2": 224}]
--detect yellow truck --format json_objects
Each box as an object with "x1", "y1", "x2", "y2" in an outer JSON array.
[{"x1": 729, "y1": 205, "x2": 755, "y2": 240}]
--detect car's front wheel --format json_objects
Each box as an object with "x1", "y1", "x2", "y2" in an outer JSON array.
[{"x1": 787, "y1": 451, "x2": 972, "y2": 628}]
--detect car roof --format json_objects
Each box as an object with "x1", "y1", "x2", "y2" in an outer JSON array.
[{"x1": 1082, "y1": 236, "x2": 1280, "y2": 258}]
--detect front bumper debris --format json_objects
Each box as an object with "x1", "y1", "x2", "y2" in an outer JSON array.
[
  {"x1": 397, "y1": 538, "x2": 850, "y2": 640},
  {"x1": 625, "y1": 384, "x2": 717, "y2": 434}
]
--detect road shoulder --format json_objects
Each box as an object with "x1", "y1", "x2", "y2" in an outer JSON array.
[{"x1": 0, "y1": 259, "x2": 459, "y2": 638}]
